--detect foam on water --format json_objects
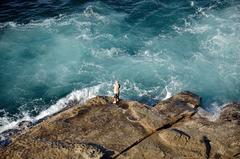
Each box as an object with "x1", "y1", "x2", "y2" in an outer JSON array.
[
  {"x1": 161, "y1": 86, "x2": 172, "y2": 101},
  {"x1": 0, "y1": 80, "x2": 171, "y2": 134},
  {"x1": 198, "y1": 102, "x2": 230, "y2": 121},
  {"x1": 35, "y1": 83, "x2": 104, "y2": 120},
  {"x1": 0, "y1": 84, "x2": 104, "y2": 133}
]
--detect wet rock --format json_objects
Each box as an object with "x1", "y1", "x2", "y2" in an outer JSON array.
[
  {"x1": 0, "y1": 138, "x2": 11, "y2": 148},
  {"x1": 1, "y1": 128, "x2": 20, "y2": 138},
  {"x1": 0, "y1": 128, "x2": 20, "y2": 148},
  {"x1": 18, "y1": 120, "x2": 33, "y2": 130}
]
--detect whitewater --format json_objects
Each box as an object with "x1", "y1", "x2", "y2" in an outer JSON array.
[{"x1": 0, "y1": 0, "x2": 240, "y2": 133}]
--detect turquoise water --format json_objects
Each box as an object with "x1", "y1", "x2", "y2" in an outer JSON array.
[{"x1": 0, "y1": 0, "x2": 240, "y2": 132}]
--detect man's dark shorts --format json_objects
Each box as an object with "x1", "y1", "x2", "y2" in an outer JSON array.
[{"x1": 114, "y1": 93, "x2": 119, "y2": 99}]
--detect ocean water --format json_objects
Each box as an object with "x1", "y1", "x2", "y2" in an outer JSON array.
[{"x1": 0, "y1": 0, "x2": 240, "y2": 133}]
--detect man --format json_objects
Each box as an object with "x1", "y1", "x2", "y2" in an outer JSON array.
[{"x1": 113, "y1": 80, "x2": 120, "y2": 104}]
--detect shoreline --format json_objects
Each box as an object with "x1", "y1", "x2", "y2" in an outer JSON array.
[
  {"x1": 0, "y1": 91, "x2": 236, "y2": 145},
  {"x1": 1, "y1": 91, "x2": 239, "y2": 158},
  {"x1": 0, "y1": 88, "x2": 233, "y2": 136}
]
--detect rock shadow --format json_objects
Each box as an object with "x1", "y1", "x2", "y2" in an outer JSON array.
[
  {"x1": 86, "y1": 143, "x2": 115, "y2": 159},
  {"x1": 171, "y1": 128, "x2": 191, "y2": 139},
  {"x1": 201, "y1": 136, "x2": 211, "y2": 159}
]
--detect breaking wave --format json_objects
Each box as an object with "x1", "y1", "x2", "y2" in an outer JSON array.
[{"x1": 0, "y1": 84, "x2": 105, "y2": 133}]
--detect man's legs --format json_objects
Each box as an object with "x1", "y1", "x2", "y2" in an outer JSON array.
[
  {"x1": 113, "y1": 94, "x2": 117, "y2": 104},
  {"x1": 116, "y1": 93, "x2": 120, "y2": 102}
]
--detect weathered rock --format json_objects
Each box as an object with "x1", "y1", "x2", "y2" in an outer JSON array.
[
  {"x1": 218, "y1": 103, "x2": 240, "y2": 124},
  {"x1": 0, "y1": 92, "x2": 239, "y2": 159},
  {"x1": 159, "y1": 128, "x2": 191, "y2": 145},
  {"x1": 153, "y1": 91, "x2": 200, "y2": 118}
]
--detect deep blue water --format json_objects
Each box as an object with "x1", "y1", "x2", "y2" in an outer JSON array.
[{"x1": 0, "y1": 0, "x2": 240, "y2": 132}]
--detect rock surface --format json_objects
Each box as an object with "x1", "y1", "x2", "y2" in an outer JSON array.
[{"x1": 0, "y1": 91, "x2": 239, "y2": 159}]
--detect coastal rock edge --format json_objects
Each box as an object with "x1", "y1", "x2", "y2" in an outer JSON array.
[{"x1": 0, "y1": 92, "x2": 239, "y2": 159}]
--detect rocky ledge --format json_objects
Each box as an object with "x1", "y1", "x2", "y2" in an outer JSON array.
[{"x1": 0, "y1": 91, "x2": 239, "y2": 159}]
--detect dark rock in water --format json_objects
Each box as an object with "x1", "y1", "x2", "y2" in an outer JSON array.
[
  {"x1": 0, "y1": 92, "x2": 239, "y2": 159},
  {"x1": 18, "y1": 120, "x2": 33, "y2": 130},
  {"x1": 0, "y1": 121, "x2": 32, "y2": 141},
  {"x1": 0, "y1": 138, "x2": 11, "y2": 148},
  {"x1": 1, "y1": 128, "x2": 20, "y2": 139},
  {"x1": 0, "y1": 120, "x2": 33, "y2": 148},
  {"x1": 0, "y1": 129, "x2": 20, "y2": 148}
]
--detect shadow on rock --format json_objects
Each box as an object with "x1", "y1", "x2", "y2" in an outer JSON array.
[
  {"x1": 86, "y1": 143, "x2": 115, "y2": 159},
  {"x1": 201, "y1": 136, "x2": 211, "y2": 159}
]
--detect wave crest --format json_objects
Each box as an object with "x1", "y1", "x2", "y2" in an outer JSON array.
[{"x1": 0, "y1": 84, "x2": 104, "y2": 134}]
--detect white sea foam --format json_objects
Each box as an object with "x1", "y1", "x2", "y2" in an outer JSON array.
[
  {"x1": 198, "y1": 102, "x2": 227, "y2": 121},
  {"x1": 35, "y1": 84, "x2": 103, "y2": 120},
  {"x1": 0, "y1": 2, "x2": 114, "y2": 31},
  {"x1": 91, "y1": 47, "x2": 124, "y2": 58},
  {"x1": 0, "y1": 111, "x2": 32, "y2": 136},
  {"x1": 0, "y1": 22, "x2": 19, "y2": 28},
  {"x1": 162, "y1": 86, "x2": 172, "y2": 100},
  {"x1": 190, "y1": 1, "x2": 194, "y2": 7},
  {"x1": 120, "y1": 80, "x2": 155, "y2": 98},
  {"x1": 0, "y1": 84, "x2": 104, "y2": 134}
]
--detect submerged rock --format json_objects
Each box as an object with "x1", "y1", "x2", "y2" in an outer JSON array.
[
  {"x1": 0, "y1": 92, "x2": 239, "y2": 159},
  {"x1": 0, "y1": 138, "x2": 11, "y2": 148}
]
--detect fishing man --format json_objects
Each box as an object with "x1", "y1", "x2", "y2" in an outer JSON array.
[{"x1": 113, "y1": 80, "x2": 121, "y2": 104}]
